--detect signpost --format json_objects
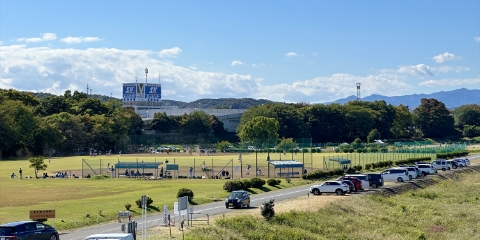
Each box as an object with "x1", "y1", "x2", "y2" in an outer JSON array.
[
  {"x1": 30, "y1": 210, "x2": 56, "y2": 228},
  {"x1": 141, "y1": 195, "x2": 147, "y2": 240}
]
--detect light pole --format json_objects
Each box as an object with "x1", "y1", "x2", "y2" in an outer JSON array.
[{"x1": 145, "y1": 68, "x2": 148, "y2": 83}]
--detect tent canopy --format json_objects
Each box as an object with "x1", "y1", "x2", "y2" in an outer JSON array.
[
  {"x1": 268, "y1": 160, "x2": 304, "y2": 169},
  {"x1": 329, "y1": 158, "x2": 351, "y2": 165},
  {"x1": 114, "y1": 162, "x2": 162, "y2": 169}
]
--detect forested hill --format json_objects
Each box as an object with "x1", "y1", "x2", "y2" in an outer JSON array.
[{"x1": 29, "y1": 91, "x2": 275, "y2": 109}]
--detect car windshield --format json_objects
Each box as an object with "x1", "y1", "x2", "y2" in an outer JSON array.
[
  {"x1": 229, "y1": 192, "x2": 244, "y2": 198},
  {"x1": 0, "y1": 227, "x2": 14, "y2": 235}
]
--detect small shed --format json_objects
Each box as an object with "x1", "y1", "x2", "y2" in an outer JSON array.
[
  {"x1": 268, "y1": 160, "x2": 304, "y2": 178},
  {"x1": 114, "y1": 161, "x2": 163, "y2": 178}
]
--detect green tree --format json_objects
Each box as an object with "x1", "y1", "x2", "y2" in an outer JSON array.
[
  {"x1": 216, "y1": 140, "x2": 231, "y2": 152},
  {"x1": 29, "y1": 156, "x2": 47, "y2": 178},
  {"x1": 276, "y1": 138, "x2": 298, "y2": 152},
  {"x1": 413, "y1": 98, "x2": 455, "y2": 138},
  {"x1": 179, "y1": 111, "x2": 211, "y2": 135},
  {"x1": 237, "y1": 116, "x2": 280, "y2": 143},
  {"x1": 150, "y1": 112, "x2": 178, "y2": 133},
  {"x1": 210, "y1": 115, "x2": 226, "y2": 137},
  {"x1": 45, "y1": 112, "x2": 88, "y2": 153},
  {"x1": 0, "y1": 100, "x2": 39, "y2": 158},
  {"x1": 343, "y1": 105, "x2": 375, "y2": 141},
  {"x1": 451, "y1": 104, "x2": 480, "y2": 130},
  {"x1": 390, "y1": 104, "x2": 413, "y2": 138},
  {"x1": 301, "y1": 104, "x2": 347, "y2": 143},
  {"x1": 366, "y1": 129, "x2": 381, "y2": 143},
  {"x1": 35, "y1": 95, "x2": 71, "y2": 116}
]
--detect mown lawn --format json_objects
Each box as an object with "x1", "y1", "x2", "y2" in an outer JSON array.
[{"x1": 181, "y1": 171, "x2": 480, "y2": 240}]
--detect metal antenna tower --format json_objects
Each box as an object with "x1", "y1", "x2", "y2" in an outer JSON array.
[
  {"x1": 145, "y1": 68, "x2": 148, "y2": 83},
  {"x1": 356, "y1": 83, "x2": 361, "y2": 101}
]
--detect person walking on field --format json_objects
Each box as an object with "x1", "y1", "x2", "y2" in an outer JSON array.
[
  {"x1": 246, "y1": 164, "x2": 251, "y2": 175},
  {"x1": 19, "y1": 168, "x2": 23, "y2": 179}
]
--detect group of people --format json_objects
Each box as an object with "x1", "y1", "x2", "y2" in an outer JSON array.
[
  {"x1": 90, "y1": 149, "x2": 113, "y2": 157},
  {"x1": 11, "y1": 168, "x2": 23, "y2": 179}
]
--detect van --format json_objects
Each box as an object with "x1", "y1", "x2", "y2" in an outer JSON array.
[
  {"x1": 380, "y1": 168, "x2": 409, "y2": 182},
  {"x1": 397, "y1": 166, "x2": 418, "y2": 180},
  {"x1": 431, "y1": 159, "x2": 451, "y2": 171},
  {"x1": 343, "y1": 174, "x2": 369, "y2": 189},
  {"x1": 84, "y1": 233, "x2": 134, "y2": 240}
]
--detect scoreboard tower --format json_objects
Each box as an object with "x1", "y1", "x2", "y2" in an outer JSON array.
[{"x1": 122, "y1": 82, "x2": 162, "y2": 110}]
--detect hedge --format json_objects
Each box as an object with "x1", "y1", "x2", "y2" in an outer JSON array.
[
  {"x1": 302, "y1": 169, "x2": 345, "y2": 180},
  {"x1": 436, "y1": 151, "x2": 468, "y2": 159}
]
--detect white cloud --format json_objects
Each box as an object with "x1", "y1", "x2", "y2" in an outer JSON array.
[
  {"x1": 285, "y1": 52, "x2": 297, "y2": 57},
  {"x1": 252, "y1": 63, "x2": 266, "y2": 68},
  {"x1": 419, "y1": 76, "x2": 480, "y2": 87},
  {"x1": 432, "y1": 66, "x2": 470, "y2": 73},
  {"x1": 475, "y1": 37, "x2": 480, "y2": 42},
  {"x1": 432, "y1": 52, "x2": 461, "y2": 63},
  {"x1": 158, "y1": 47, "x2": 182, "y2": 57},
  {"x1": 0, "y1": 41, "x2": 3, "y2": 45},
  {"x1": 231, "y1": 60, "x2": 244, "y2": 66},
  {"x1": 60, "y1": 36, "x2": 102, "y2": 44},
  {"x1": 17, "y1": 33, "x2": 57, "y2": 43},
  {"x1": 398, "y1": 64, "x2": 434, "y2": 76}
]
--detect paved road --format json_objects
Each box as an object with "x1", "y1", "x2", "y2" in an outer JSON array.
[
  {"x1": 62, "y1": 183, "x2": 311, "y2": 240},
  {"x1": 62, "y1": 154, "x2": 480, "y2": 240}
]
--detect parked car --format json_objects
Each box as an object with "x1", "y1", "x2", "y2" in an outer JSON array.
[
  {"x1": 225, "y1": 190, "x2": 250, "y2": 209},
  {"x1": 343, "y1": 174, "x2": 369, "y2": 189},
  {"x1": 0, "y1": 221, "x2": 59, "y2": 240},
  {"x1": 453, "y1": 158, "x2": 466, "y2": 167},
  {"x1": 401, "y1": 165, "x2": 422, "y2": 178},
  {"x1": 309, "y1": 180, "x2": 350, "y2": 195},
  {"x1": 380, "y1": 168, "x2": 409, "y2": 182},
  {"x1": 431, "y1": 159, "x2": 451, "y2": 171},
  {"x1": 338, "y1": 179, "x2": 355, "y2": 193},
  {"x1": 446, "y1": 160, "x2": 458, "y2": 169},
  {"x1": 336, "y1": 176, "x2": 362, "y2": 191},
  {"x1": 415, "y1": 164, "x2": 437, "y2": 175},
  {"x1": 365, "y1": 173, "x2": 384, "y2": 188},
  {"x1": 397, "y1": 166, "x2": 418, "y2": 180},
  {"x1": 84, "y1": 233, "x2": 134, "y2": 240}
]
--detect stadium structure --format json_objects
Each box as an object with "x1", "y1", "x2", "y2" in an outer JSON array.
[{"x1": 122, "y1": 76, "x2": 246, "y2": 132}]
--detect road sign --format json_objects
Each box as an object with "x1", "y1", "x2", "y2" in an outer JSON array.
[
  {"x1": 30, "y1": 210, "x2": 55, "y2": 219},
  {"x1": 141, "y1": 195, "x2": 147, "y2": 207}
]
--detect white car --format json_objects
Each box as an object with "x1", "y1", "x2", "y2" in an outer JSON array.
[
  {"x1": 343, "y1": 174, "x2": 369, "y2": 189},
  {"x1": 309, "y1": 181, "x2": 350, "y2": 195},
  {"x1": 84, "y1": 233, "x2": 134, "y2": 240},
  {"x1": 454, "y1": 158, "x2": 469, "y2": 167},
  {"x1": 381, "y1": 168, "x2": 410, "y2": 182},
  {"x1": 397, "y1": 167, "x2": 418, "y2": 180},
  {"x1": 416, "y1": 164, "x2": 437, "y2": 175}
]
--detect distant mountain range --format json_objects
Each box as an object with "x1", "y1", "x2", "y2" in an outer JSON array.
[
  {"x1": 27, "y1": 88, "x2": 479, "y2": 110},
  {"x1": 332, "y1": 88, "x2": 480, "y2": 109}
]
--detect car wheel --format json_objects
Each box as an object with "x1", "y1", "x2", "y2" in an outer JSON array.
[
  {"x1": 50, "y1": 235, "x2": 58, "y2": 240},
  {"x1": 447, "y1": 167, "x2": 451, "y2": 170},
  {"x1": 408, "y1": 175, "x2": 413, "y2": 181},
  {"x1": 239, "y1": 203, "x2": 243, "y2": 209},
  {"x1": 335, "y1": 189, "x2": 343, "y2": 195},
  {"x1": 453, "y1": 165, "x2": 457, "y2": 169},
  {"x1": 442, "y1": 168, "x2": 446, "y2": 171},
  {"x1": 397, "y1": 177, "x2": 403, "y2": 182},
  {"x1": 371, "y1": 183, "x2": 377, "y2": 188},
  {"x1": 313, "y1": 189, "x2": 320, "y2": 195}
]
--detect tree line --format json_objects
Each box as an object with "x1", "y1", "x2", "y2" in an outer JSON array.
[{"x1": 1, "y1": 88, "x2": 479, "y2": 158}]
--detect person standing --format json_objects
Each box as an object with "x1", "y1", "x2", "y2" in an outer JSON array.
[
  {"x1": 19, "y1": 168, "x2": 23, "y2": 179},
  {"x1": 189, "y1": 167, "x2": 193, "y2": 178},
  {"x1": 246, "y1": 164, "x2": 250, "y2": 175}
]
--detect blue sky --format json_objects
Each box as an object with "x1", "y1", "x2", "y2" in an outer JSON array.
[{"x1": 1, "y1": 0, "x2": 479, "y2": 103}]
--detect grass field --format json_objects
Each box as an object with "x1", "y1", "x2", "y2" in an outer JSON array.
[
  {"x1": 0, "y1": 150, "x2": 442, "y2": 232},
  {"x1": 178, "y1": 170, "x2": 480, "y2": 240}
]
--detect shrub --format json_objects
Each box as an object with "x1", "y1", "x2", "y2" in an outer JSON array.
[
  {"x1": 223, "y1": 180, "x2": 245, "y2": 192},
  {"x1": 260, "y1": 199, "x2": 275, "y2": 221},
  {"x1": 365, "y1": 164, "x2": 372, "y2": 170},
  {"x1": 311, "y1": 148, "x2": 316, "y2": 153},
  {"x1": 176, "y1": 188, "x2": 194, "y2": 202},
  {"x1": 302, "y1": 148, "x2": 309, "y2": 153},
  {"x1": 353, "y1": 165, "x2": 363, "y2": 172},
  {"x1": 124, "y1": 203, "x2": 131, "y2": 210},
  {"x1": 335, "y1": 148, "x2": 341, "y2": 153},
  {"x1": 242, "y1": 179, "x2": 252, "y2": 189},
  {"x1": 316, "y1": 148, "x2": 322, "y2": 153},
  {"x1": 436, "y1": 151, "x2": 468, "y2": 159},
  {"x1": 250, "y1": 178, "x2": 266, "y2": 188},
  {"x1": 346, "y1": 167, "x2": 356, "y2": 173},
  {"x1": 135, "y1": 196, "x2": 153, "y2": 208}
]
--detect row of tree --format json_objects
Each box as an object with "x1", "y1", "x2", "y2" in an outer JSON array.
[
  {"x1": 236, "y1": 98, "x2": 480, "y2": 143},
  {"x1": 1, "y1": 87, "x2": 479, "y2": 158}
]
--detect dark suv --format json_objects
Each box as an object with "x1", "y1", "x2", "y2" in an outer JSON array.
[
  {"x1": 365, "y1": 173, "x2": 384, "y2": 188},
  {"x1": 225, "y1": 190, "x2": 250, "y2": 209},
  {"x1": 0, "y1": 221, "x2": 59, "y2": 240}
]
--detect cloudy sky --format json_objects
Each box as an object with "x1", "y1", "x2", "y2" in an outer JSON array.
[{"x1": 1, "y1": 0, "x2": 479, "y2": 103}]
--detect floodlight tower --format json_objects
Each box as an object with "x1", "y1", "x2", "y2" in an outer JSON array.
[
  {"x1": 145, "y1": 68, "x2": 148, "y2": 83},
  {"x1": 356, "y1": 83, "x2": 361, "y2": 101}
]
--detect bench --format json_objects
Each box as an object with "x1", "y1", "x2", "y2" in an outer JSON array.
[{"x1": 277, "y1": 172, "x2": 300, "y2": 177}]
